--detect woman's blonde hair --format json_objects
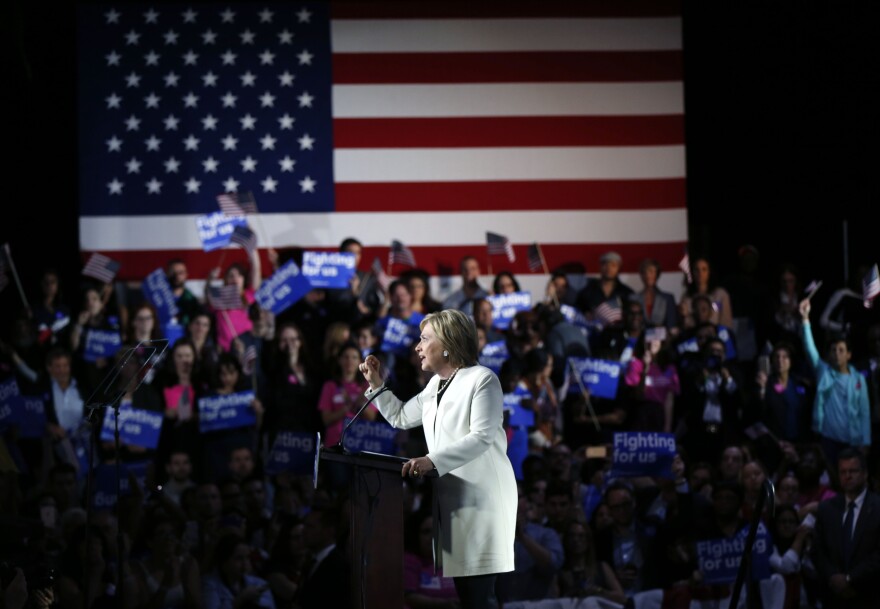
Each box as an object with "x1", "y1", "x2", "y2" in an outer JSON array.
[{"x1": 420, "y1": 309, "x2": 479, "y2": 368}]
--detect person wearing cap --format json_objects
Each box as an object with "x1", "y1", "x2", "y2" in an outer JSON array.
[{"x1": 575, "y1": 251, "x2": 635, "y2": 320}]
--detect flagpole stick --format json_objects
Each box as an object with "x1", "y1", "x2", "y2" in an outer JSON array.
[
  {"x1": 487, "y1": 256, "x2": 493, "y2": 278},
  {"x1": 3, "y1": 244, "x2": 31, "y2": 311},
  {"x1": 536, "y1": 244, "x2": 558, "y2": 307},
  {"x1": 568, "y1": 359, "x2": 601, "y2": 431}
]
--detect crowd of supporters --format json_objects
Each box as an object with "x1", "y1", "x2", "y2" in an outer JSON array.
[{"x1": 1, "y1": 240, "x2": 878, "y2": 609}]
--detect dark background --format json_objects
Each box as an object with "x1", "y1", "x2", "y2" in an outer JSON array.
[{"x1": 2, "y1": 2, "x2": 878, "y2": 322}]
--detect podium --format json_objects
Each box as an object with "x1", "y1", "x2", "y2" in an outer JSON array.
[{"x1": 319, "y1": 448, "x2": 417, "y2": 609}]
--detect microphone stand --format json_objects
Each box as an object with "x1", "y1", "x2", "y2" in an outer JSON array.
[
  {"x1": 81, "y1": 340, "x2": 169, "y2": 609},
  {"x1": 333, "y1": 386, "x2": 390, "y2": 454},
  {"x1": 729, "y1": 478, "x2": 775, "y2": 609}
]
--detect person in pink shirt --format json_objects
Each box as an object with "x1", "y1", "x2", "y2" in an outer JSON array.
[
  {"x1": 318, "y1": 341, "x2": 376, "y2": 447},
  {"x1": 623, "y1": 333, "x2": 680, "y2": 432},
  {"x1": 206, "y1": 248, "x2": 262, "y2": 352}
]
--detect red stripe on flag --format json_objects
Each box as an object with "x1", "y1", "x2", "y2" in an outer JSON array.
[
  {"x1": 333, "y1": 51, "x2": 683, "y2": 84},
  {"x1": 91, "y1": 242, "x2": 687, "y2": 281},
  {"x1": 334, "y1": 116, "x2": 685, "y2": 148},
  {"x1": 332, "y1": 1, "x2": 682, "y2": 19},
  {"x1": 335, "y1": 179, "x2": 685, "y2": 212}
]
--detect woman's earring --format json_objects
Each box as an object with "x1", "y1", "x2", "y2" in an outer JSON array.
[{"x1": 443, "y1": 350, "x2": 449, "y2": 357}]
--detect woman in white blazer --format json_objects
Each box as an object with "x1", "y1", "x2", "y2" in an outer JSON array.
[{"x1": 359, "y1": 309, "x2": 517, "y2": 609}]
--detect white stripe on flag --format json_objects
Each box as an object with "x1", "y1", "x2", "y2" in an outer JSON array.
[
  {"x1": 331, "y1": 17, "x2": 682, "y2": 52},
  {"x1": 334, "y1": 146, "x2": 686, "y2": 182},
  {"x1": 332, "y1": 83, "x2": 684, "y2": 118},
  {"x1": 80, "y1": 209, "x2": 688, "y2": 251}
]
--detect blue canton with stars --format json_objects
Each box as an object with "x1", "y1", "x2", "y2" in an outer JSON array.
[{"x1": 77, "y1": 3, "x2": 334, "y2": 216}]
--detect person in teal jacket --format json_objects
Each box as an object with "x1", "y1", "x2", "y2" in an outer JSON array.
[{"x1": 799, "y1": 298, "x2": 870, "y2": 471}]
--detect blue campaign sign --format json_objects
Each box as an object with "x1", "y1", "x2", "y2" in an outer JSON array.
[
  {"x1": 265, "y1": 431, "x2": 318, "y2": 476},
  {"x1": 341, "y1": 418, "x2": 398, "y2": 454},
  {"x1": 697, "y1": 523, "x2": 772, "y2": 584},
  {"x1": 301, "y1": 251, "x2": 356, "y2": 289},
  {"x1": 142, "y1": 268, "x2": 179, "y2": 323},
  {"x1": 163, "y1": 321, "x2": 185, "y2": 346},
  {"x1": 717, "y1": 325, "x2": 738, "y2": 360},
  {"x1": 560, "y1": 304, "x2": 589, "y2": 330},
  {"x1": 256, "y1": 259, "x2": 313, "y2": 315},
  {"x1": 100, "y1": 404, "x2": 163, "y2": 449},
  {"x1": 0, "y1": 377, "x2": 20, "y2": 432},
  {"x1": 92, "y1": 460, "x2": 150, "y2": 509},
  {"x1": 195, "y1": 212, "x2": 247, "y2": 252},
  {"x1": 566, "y1": 357, "x2": 622, "y2": 399},
  {"x1": 83, "y1": 328, "x2": 122, "y2": 362},
  {"x1": 676, "y1": 336, "x2": 699, "y2": 356},
  {"x1": 507, "y1": 427, "x2": 530, "y2": 481},
  {"x1": 198, "y1": 391, "x2": 257, "y2": 433},
  {"x1": 479, "y1": 340, "x2": 509, "y2": 375},
  {"x1": 16, "y1": 395, "x2": 47, "y2": 439},
  {"x1": 488, "y1": 292, "x2": 532, "y2": 330},
  {"x1": 379, "y1": 316, "x2": 421, "y2": 356},
  {"x1": 610, "y1": 432, "x2": 676, "y2": 479},
  {"x1": 505, "y1": 387, "x2": 535, "y2": 428}
]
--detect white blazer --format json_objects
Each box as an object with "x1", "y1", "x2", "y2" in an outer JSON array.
[{"x1": 368, "y1": 365, "x2": 517, "y2": 577}]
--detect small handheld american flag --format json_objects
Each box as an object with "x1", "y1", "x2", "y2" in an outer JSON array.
[
  {"x1": 217, "y1": 191, "x2": 258, "y2": 216},
  {"x1": 209, "y1": 285, "x2": 244, "y2": 310},
  {"x1": 863, "y1": 264, "x2": 880, "y2": 308},
  {"x1": 389, "y1": 240, "x2": 416, "y2": 268},
  {"x1": 82, "y1": 253, "x2": 121, "y2": 283},
  {"x1": 486, "y1": 231, "x2": 515, "y2": 263}
]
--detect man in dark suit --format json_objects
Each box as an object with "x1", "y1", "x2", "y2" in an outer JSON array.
[
  {"x1": 296, "y1": 504, "x2": 350, "y2": 609},
  {"x1": 811, "y1": 447, "x2": 880, "y2": 609}
]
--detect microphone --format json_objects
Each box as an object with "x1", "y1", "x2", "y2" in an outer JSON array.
[{"x1": 336, "y1": 386, "x2": 390, "y2": 453}]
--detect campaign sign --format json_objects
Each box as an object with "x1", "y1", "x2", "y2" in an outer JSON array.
[
  {"x1": 16, "y1": 395, "x2": 47, "y2": 439},
  {"x1": 0, "y1": 377, "x2": 20, "y2": 431},
  {"x1": 717, "y1": 325, "x2": 738, "y2": 360},
  {"x1": 195, "y1": 212, "x2": 247, "y2": 252},
  {"x1": 566, "y1": 357, "x2": 623, "y2": 399},
  {"x1": 100, "y1": 404, "x2": 163, "y2": 449},
  {"x1": 508, "y1": 427, "x2": 530, "y2": 481},
  {"x1": 164, "y1": 321, "x2": 185, "y2": 346},
  {"x1": 676, "y1": 336, "x2": 699, "y2": 355},
  {"x1": 256, "y1": 259, "x2": 312, "y2": 315},
  {"x1": 142, "y1": 268, "x2": 179, "y2": 323},
  {"x1": 488, "y1": 292, "x2": 532, "y2": 330},
  {"x1": 697, "y1": 523, "x2": 772, "y2": 584},
  {"x1": 560, "y1": 304, "x2": 590, "y2": 338},
  {"x1": 341, "y1": 418, "x2": 397, "y2": 454},
  {"x1": 504, "y1": 387, "x2": 535, "y2": 428},
  {"x1": 479, "y1": 340, "x2": 509, "y2": 375},
  {"x1": 301, "y1": 251, "x2": 356, "y2": 289},
  {"x1": 83, "y1": 328, "x2": 122, "y2": 362},
  {"x1": 92, "y1": 460, "x2": 150, "y2": 509},
  {"x1": 610, "y1": 432, "x2": 676, "y2": 479},
  {"x1": 198, "y1": 391, "x2": 257, "y2": 433},
  {"x1": 265, "y1": 431, "x2": 317, "y2": 476},
  {"x1": 380, "y1": 317, "x2": 420, "y2": 356}
]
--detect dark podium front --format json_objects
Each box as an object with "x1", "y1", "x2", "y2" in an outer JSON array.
[{"x1": 320, "y1": 449, "x2": 410, "y2": 609}]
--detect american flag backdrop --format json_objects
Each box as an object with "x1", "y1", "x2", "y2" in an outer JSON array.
[{"x1": 77, "y1": 2, "x2": 687, "y2": 283}]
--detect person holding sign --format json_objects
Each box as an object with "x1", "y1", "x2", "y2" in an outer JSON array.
[{"x1": 359, "y1": 309, "x2": 517, "y2": 609}]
